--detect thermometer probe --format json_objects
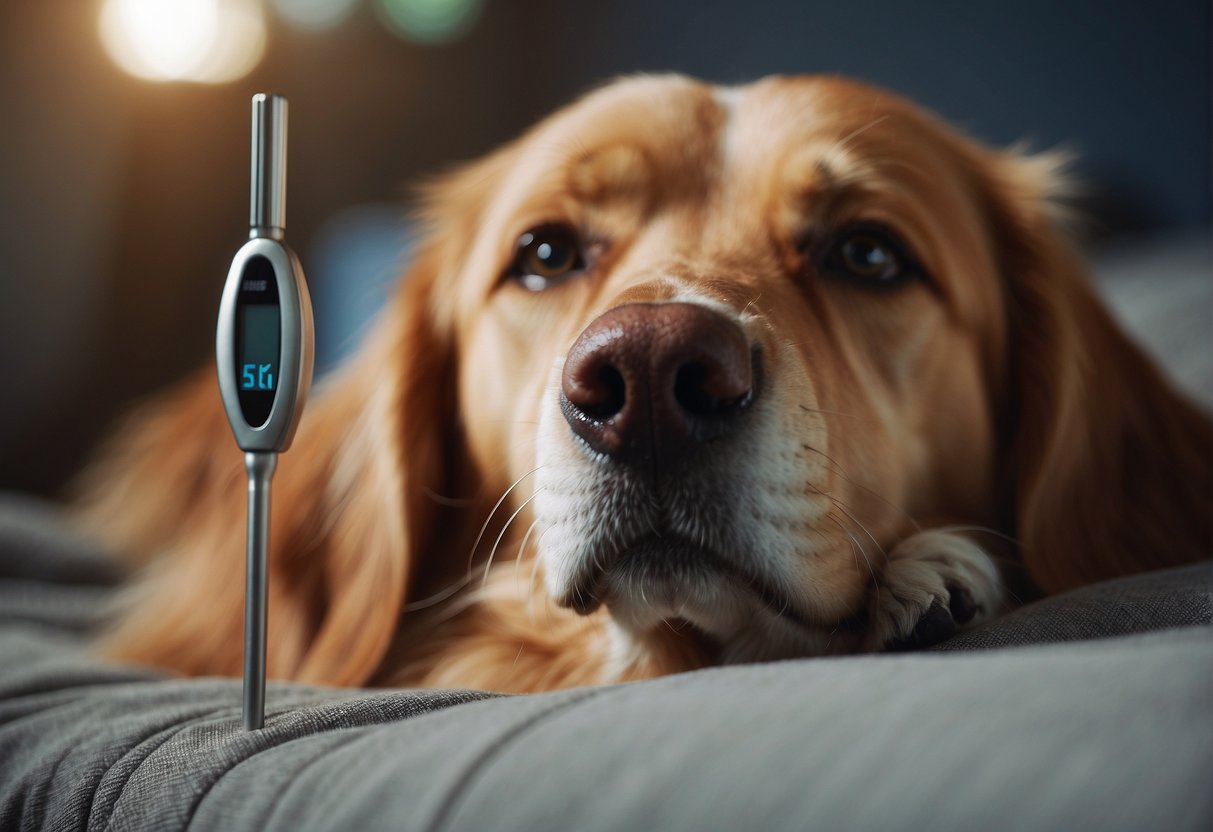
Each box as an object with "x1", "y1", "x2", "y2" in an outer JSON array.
[{"x1": 216, "y1": 93, "x2": 314, "y2": 731}]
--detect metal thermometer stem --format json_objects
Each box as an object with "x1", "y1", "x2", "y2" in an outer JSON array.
[{"x1": 243, "y1": 451, "x2": 275, "y2": 730}]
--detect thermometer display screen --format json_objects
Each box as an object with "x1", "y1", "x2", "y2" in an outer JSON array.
[
  {"x1": 239, "y1": 306, "x2": 279, "y2": 392},
  {"x1": 235, "y1": 256, "x2": 281, "y2": 428}
]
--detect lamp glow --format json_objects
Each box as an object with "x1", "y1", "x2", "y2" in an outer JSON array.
[
  {"x1": 271, "y1": 0, "x2": 360, "y2": 31},
  {"x1": 99, "y1": 0, "x2": 267, "y2": 84},
  {"x1": 374, "y1": 0, "x2": 485, "y2": 44}
]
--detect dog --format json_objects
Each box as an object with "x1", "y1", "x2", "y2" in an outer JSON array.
[{"x1": 74, "y1": 74, "x2": 1212, "y2": 693}]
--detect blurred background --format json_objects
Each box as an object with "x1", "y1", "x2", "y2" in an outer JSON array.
[{"x1": 1, "y1": 0, "x2": 1209, "y2": 496}]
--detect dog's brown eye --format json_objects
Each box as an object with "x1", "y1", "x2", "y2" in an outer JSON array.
[
  {"x1": 822, "y1": 226, "x2": 918, "y2": 286},
  {"x1": 841, "y1": 234, "x2": 897, "y2": 279},
  {"x1": 510, "y1": 227, "x2": 586, "y2": 291}
]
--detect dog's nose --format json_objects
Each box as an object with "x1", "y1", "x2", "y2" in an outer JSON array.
[{"x1": 560, "y1": 302, "x2": 757, "y2": 462}]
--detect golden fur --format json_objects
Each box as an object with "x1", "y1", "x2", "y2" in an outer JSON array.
[{"x1": 74, "y1": 75, "x2": 1212, "y2": 693}]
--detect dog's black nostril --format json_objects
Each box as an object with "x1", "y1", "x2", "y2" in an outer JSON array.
[
  {"x1": 563, "y1": 347, "x2": 628, "y2": 423},
  {"x1": 674, "y1": 363, "x2": 708, "y2": 415},
  {"x1": 589, "y1": 364, "x2": 627, "y2": 420},
  {"x1": 674, "y1": 361, "x2": 748, "y2": 417}
]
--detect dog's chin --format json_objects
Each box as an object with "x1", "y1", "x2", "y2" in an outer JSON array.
[{"x1": 555, "y1": 536, "x2": 851, "y2": 664}]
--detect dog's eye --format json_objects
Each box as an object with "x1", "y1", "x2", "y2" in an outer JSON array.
[
  {"x1": 821, "y1": 226, "x2": 918, "y2": 286},
  {"x1": 509, "y1": 226, "x2": 586, "y2": 291}
]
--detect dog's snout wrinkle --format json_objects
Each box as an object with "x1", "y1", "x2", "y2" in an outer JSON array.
[{"x1": 560, "y1": 303, "x2": 757, "y2": 466}]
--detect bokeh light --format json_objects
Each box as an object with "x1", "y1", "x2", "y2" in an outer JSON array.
[
  {"x1": 374, "y1": 0, "x2": 485, "y2": 44},
  {"x1": 271, "y1": 0, "x2": 361, "y2": 31},
  {"x1": 98, "y1": 0, "x2": 267, "y2": 83}
]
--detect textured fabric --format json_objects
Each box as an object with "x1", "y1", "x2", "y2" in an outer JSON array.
[
  {"x1": 189, "y1": 629, "x2": 1213, "y2": 832},
  {"x1": 935, "y1": 562, "x2": 1213, "y2": 650},
  {"x1": 0, "y1": 638, "x2": 492, "y2": 831},
  {"x1": 1, "y1": 496, "x2": 1212, "y2": 831},
  {"x1": 0, "y1": 494, "x2": 120, "y2": 588}
]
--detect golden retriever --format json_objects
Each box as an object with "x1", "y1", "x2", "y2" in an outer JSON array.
[{"x1": 75, "y1": 74, "x2": 1212, "y2": 693}]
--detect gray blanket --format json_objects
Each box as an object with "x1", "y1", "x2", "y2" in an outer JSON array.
[{"x1": 1, "y1": 495, "x2": 1211, "y2": 831}]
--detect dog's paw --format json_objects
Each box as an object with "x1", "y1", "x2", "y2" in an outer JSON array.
[{"x1": 863, "y1": 530, "x2": 1002, "y2": 652}]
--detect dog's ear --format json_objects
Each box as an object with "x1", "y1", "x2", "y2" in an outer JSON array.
[
  {"x1": 287, "y1": 249, "x2": 459, "y2": 684},
  {"x1": 80, "y1": 147, "x2": 514, "y2": 685},
  {"x1": 286, "y1": 137, "x2": 522, "y2": 679},
  {"x1": 982, "y1": 152, "x2": 1212, "y2": 594}
]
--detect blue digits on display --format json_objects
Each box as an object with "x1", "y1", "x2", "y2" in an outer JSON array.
[{"x1": 241, "y1": 363, "x2": 275, "y2": 390}]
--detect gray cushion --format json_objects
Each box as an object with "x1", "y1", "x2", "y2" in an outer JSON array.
[
  {"x1": 935, "y1": 562, "x2": 1212, "y2": 650},
  {"x1": 2, "y1": 496, "x2": 1211, "y2": 832}
]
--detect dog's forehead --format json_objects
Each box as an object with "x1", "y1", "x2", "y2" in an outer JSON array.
[
  {"x1": 535, "y1": 75, "x2": 946, "y2": 179},
  {"x1": 518, "y1": 75, "x2": 725, "y2": 202},
  {"x1": 493, "y1": 74, "x2": 977, "y2": 239},
  {"x1": 726, "y1": 76, "x2": 928, "y2": 143}
]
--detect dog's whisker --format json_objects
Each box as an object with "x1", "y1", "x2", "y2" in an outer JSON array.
[
  {"x1": 421, "y1": 487, "x2": 477, "y2": 507},
  {"x1": 526, "y1": 528, "x2": 553, "y2": 621},
  {"x1": 408, "y1": 479, "x2": 545, "y2": 613},
  {"x1": 827, "y1": 496, "x2": 889, "y2": 566},
  {"x1": 403, "y1": 574, "x2": 472, "y2": 613},
  {"x1": 802, "y1": 443, "x2": 922, "y2": 534},
  {"x1": 831, "y1": 514, "x2": 863, "y2": 572},
  {"x1": 828, "y1": 511, "x2": 879, "y2": 594},
  {"x1": 798, "y1": 404, "x2": 874, "y2": 424},
  {"x1": 466, "y1": 465, "x2": 543, "y2": 575},
  {"x1": 483, "y1": 490, "x2": 543, "y2": 587},
  {"x1": 513, "y1": 518, "x2": 544, "y2": 586}
]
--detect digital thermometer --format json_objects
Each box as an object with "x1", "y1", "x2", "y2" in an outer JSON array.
[{"x1": 216, "y1": 93, "x2": 314, "y2": 731}]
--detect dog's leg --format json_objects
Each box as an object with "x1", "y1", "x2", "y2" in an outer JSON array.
[{"x1": 864, "y1": 529, "x2": 1004, "y2": 651}]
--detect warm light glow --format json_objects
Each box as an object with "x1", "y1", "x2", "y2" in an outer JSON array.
[
  {"x1": 99, "y1": 0, "x2": 267, "y2": 83},
  {"x1": 271, "y1": 0, "x2": 360, "y2": 31},
  {"x1": 374, "y1": 0, "x2": 485, "y2": 44}
]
